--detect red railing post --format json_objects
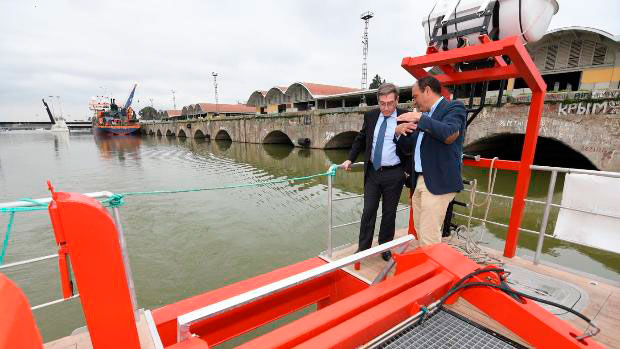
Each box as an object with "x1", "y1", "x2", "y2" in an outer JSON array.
[
  {"x1": 503, "y1": 91, "x2": 545, "y2": 257},
  {"x1": 48, "y1": 191, "x2": 140, "y2": 348}
]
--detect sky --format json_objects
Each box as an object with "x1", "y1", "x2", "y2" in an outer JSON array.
[{"x1": 1, "y1": 1, "x2": 618, "y2": 121}]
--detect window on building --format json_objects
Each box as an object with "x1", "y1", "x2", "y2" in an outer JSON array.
[
  {"x1": 568, "y1": 40, "x2": 582, "y2": 68},
  {"x1": 593, "y1": 43, "x2": 608, "y2": 65}
]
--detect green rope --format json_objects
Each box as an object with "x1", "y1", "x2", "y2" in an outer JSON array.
[
  {"x1": 0, "y1": 212, "x2": 15, "y2": 265},
  {"x1": 17, "y1": 198, "x2": 47, "y2": 206},
  {"x1": 119, "y1": 170, "x2": 333, "y2": 198},
  {"x1": 0, "y1": 168, "x2": 340, "y2": 261}
]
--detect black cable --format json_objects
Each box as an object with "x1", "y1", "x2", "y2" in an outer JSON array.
[
  {"x1": 432, "y1": 268, "x2": 599, "y2": 339},
  {"x1": 518, "y1": 0, "x2": 529, "y2": 43},
  {"x1": 427, "y1": 3, "x2": 437, "y2": 43},
  {"x1": 437, "y1": 281, "x2": 595, "y2": 326}
]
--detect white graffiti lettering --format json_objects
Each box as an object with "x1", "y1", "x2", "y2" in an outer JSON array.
[{"x1": 558, "y1": 101, "x2": 620, "y2": 115}]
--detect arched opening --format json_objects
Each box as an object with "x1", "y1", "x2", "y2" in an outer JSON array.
[
  {"x1": 149, "y1": 130, "x2": 154, "y2": 136},
  {"x1": 178, "y1": 129, "x2": 187, "y2": 138},
  {"x1": 193, "y1": 129, "x2": 205, "y2": 139},
  {"x1": 166, "y1": 129, "x2": 175, "y2": 137},
  {"x1": 215, "y1": 139, "x2": 232, "y2": 151},
  {"x1": 464, "y1": 133, "x2": 598, "y2": 170},
  {"x1": 324, "y1": 131, "x2": 359, "y2": 149},
  {"x1": 263, "y1": 144, "x2": 294, "y2": 160},
  {"x1": 156, "y1": 129, "x2": 162, "y2": 137},
  {"x1": 263, "y1": 130, "x2": 294, "y2": 145},
  {"x1": 215, "y1": 130, "x2": 232, "y2": 141}
]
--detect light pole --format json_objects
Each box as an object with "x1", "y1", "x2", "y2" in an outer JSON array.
[
  {"x1": 212, "y1": 72, "x2": 219, "y2": 115},
  {"x1": 171, "y1": 89, "x2": 177, "y2": 110}
]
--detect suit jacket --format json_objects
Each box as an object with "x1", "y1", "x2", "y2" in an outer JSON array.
[
  {"x1": 348, "y1": 108, "x2": 410, "y2": 183},
  {"x1": 396, "y1": 98, "x2": 466, "y2": 195}
]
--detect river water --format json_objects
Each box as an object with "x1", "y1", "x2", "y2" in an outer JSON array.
[{"x1": 1, "y1": 130, "x2": 618, "y2": 343}]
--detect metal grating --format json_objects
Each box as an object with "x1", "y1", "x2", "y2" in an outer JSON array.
[{"x1": 376, "y1": 310, "x2": 525, "y2": 349}]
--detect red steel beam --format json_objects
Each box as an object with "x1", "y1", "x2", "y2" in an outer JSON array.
[
  {"x1": 193, "y1": 274, "x2": 334, "y2": 347},
  {"x1": 295, "y1": 271, "x2": 454, "y2": 349},
  {"x1": 401, "y1": 36, "x2": 521, "y2": 72},
  {"x1": 237, "y1": 260, "x2": 441, "y2": 349},
  {"x1": 434, "y1": 65, "x2": 519, "y2": 86},
  {"x1": 152, "y1": 258, "x2": 328, "y2": 347},
  {"x1": 463, "y1": 158, "x2": 521, "y2": 171},
  {"x1": 503, "y1": 91, "x2": 545, "y2": 257}
]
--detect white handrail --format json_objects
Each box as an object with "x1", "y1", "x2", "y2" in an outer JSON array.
[
  {"x1": 530, "y1": 165, "x2": 620, "y2": 179},
  {"x1": 176, "y1": 234, "x2": 414, "y2": 342},
  {"x1": 0, "y1": 191, "x2": 114, "y2": 209}
]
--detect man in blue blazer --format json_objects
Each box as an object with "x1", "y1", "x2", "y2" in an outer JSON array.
[
  {"x1": 394, "y1": 76, "x2": 466, "y2": 246},
  {"x1": 341, "y1": 83, "x2": 416, "y2": 261}
]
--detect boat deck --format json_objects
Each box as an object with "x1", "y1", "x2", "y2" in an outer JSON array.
[
  {"x1": 324, "y1": 229, "x2": 620, "y2": 349},
  {"x1": 44, "y1": 309, "x2": 162, "y2": 349}
]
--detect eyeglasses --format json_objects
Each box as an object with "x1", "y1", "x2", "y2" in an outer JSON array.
[{"x1": 379, "y1": 101, "x2": 396, "y2": 107}]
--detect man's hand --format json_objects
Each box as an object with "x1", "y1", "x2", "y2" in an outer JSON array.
[
  {"x1": 395, "y1": 122, "x2": 417, "y2": 136},
  {"x1": 396, "y1": 111, "x2": 422, "y2": 123},
  {"x1": 340, "y1": 160, "x2": 353, "y2": 171}
]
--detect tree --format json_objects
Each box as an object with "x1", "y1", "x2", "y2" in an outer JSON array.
[
  {"x1": 139, "y1": 106, "x2": 158, "y2": 120},
  {"x1": 369, "y1": 74, "x2": 385, "y2": 89}
]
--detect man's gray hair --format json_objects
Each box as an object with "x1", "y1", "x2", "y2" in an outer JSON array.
[{"x1": 376, "y1": 82, "x2": 399, "y2": 100}]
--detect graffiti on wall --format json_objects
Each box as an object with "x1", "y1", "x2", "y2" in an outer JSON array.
[{"x1": 558, "y1": 100, "x2": 620, "y2": 115}]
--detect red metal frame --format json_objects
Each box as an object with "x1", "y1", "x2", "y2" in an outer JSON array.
[
  {"x1": 152, "y1": 259, "x2": 368, "y2": 347},
  {"x1": 401, "y1": 35, "x2": 546, "y2": 258}
]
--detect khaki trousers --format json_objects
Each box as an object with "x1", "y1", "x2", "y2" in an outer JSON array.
[{"x1": 412, "y1": 175, "x2": 456, "y2": 247}]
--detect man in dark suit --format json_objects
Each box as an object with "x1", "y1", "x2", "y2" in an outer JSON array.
[
  {"x1": 394, "y1": 76, "x2": 466, "y2": 246},
  {"x1": 340, "y1": 83, "x2": 416, "y2": 261}
]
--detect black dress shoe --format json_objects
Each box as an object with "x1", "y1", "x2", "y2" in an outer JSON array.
[{"x1": 381, "y1": 251, "x2": 392, "y2": 261}]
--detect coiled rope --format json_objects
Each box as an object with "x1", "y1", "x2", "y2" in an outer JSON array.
[{"x1": 448, "y1": 157, "x2": 502, "y2": 265}]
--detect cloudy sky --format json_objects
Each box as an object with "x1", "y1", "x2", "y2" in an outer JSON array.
[{"x1": 1, "y1": 0, "x2": 618, "y2": 121}]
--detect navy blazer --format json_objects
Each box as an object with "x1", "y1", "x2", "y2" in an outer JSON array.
[
  {"x1": 348, "y1": 108, "x2": 410, "y2": 183},
  {"x1": 396, "y1": 98, "x2": 466, "y2": 195}
]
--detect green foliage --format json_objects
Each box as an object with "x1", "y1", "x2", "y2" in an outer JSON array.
[
  {"x1": 369, "y1": 74, "x2": 385, "y2": 89},
  {"x1": 139, "y1": 106, "x2": 159, "y2": 120}
]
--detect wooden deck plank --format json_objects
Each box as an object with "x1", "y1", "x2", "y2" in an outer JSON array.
[{"x1": 44, "y1": 309, "x2": 159, "y2": 349}]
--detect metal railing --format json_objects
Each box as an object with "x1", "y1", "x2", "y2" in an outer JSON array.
[
  {"x1": 454, "y1": 164, "x2": 620, "y2": 264},
  {"x1": 176, "y1": 234, "x2": 414, "y2": 342},
  {"x1": 0, "y1": 191, "x2": 137, "y2": 313},
  {"x1": 327, "y1": 162, "x2": 409, "y2": 259}
]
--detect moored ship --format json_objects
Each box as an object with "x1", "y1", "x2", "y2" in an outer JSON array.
[{"x1": 90, "y1": 84, "x2": 140, "y2": 135}]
